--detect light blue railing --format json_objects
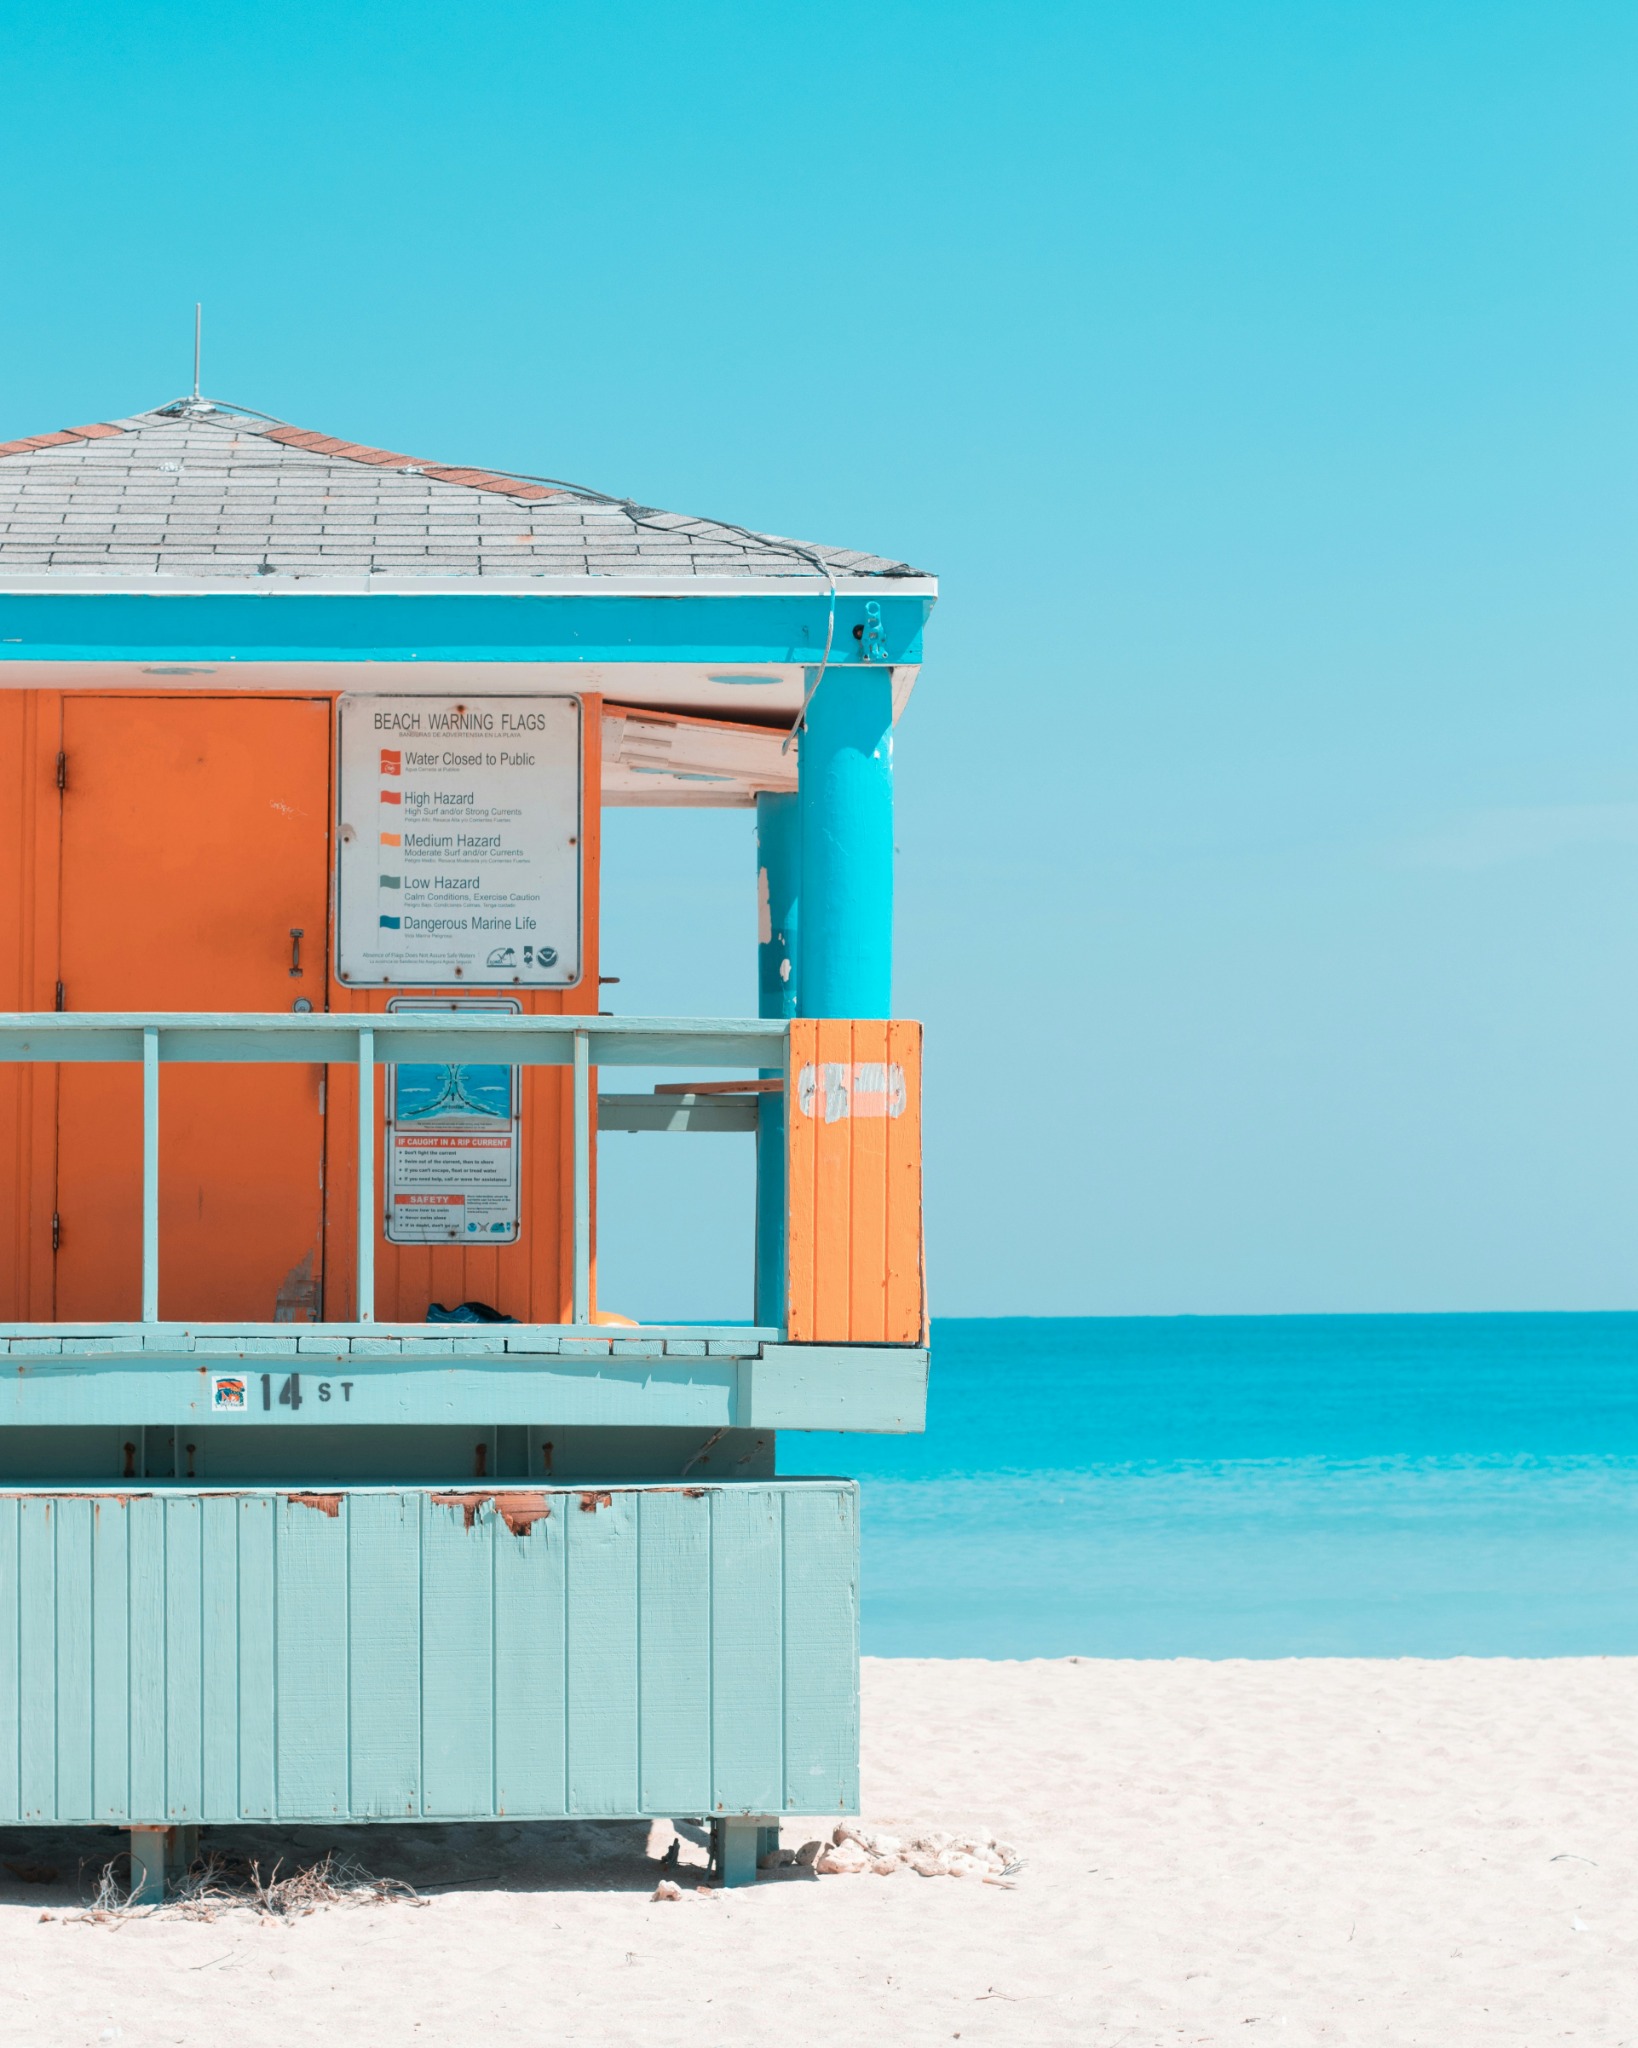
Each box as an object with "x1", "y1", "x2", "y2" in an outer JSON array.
[{"x1": 0, "y1": 1013, "x2": 786, "y2": 1329}]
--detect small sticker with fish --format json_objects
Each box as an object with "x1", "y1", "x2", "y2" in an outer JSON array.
[{"x1": 211, "y1": 1375, "x2": 248, "y2": 1412}]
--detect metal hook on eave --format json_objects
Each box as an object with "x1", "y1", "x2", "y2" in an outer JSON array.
[{"x1": 858, "y1": 600, "x2": 887, "y2": 664}]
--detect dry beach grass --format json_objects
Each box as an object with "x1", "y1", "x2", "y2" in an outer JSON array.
[{"x1": 1, "y1": 1655, "x2": 1635, "y2": 2045}]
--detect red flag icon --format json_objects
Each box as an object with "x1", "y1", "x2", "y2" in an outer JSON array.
[{"x1": 380, "y1": 749, "x2": 402, "y2": 774}]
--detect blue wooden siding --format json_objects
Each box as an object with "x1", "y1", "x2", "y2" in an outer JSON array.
[{"x1": 0, "y1": 1480, "x2": 857, "y2": 1825}]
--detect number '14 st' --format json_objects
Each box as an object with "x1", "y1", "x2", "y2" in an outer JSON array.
[{"x1": 260, "y1": 1373, "x2": 354, "y2": 1410}]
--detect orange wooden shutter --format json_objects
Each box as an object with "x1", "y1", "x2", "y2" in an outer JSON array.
[{"x1": 785, "y1": 1017, "x2": 924, "y2": 1344}]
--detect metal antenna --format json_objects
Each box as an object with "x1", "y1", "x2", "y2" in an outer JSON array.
[{"x1": 154, "y1": 302, "x2": 217, "y2": 417}]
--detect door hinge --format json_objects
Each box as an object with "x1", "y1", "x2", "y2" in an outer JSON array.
[
  {"x1": 54, "y1": 980, "x2": 64, "y2": 1012},
  {"x1": 55, "y1": 751, "x2": 66, "y2": 793},
  {"x1": 51, "y1": 1212, "x2": 60, "y2": 1254}
]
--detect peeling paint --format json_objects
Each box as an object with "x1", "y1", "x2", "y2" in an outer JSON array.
[
  {"x1": 430, "y1": 1490, "x2": 553, "y2": 1536},
  {"x1": 487, "y1": 1491, "x2": 552, "y2": 1538},
  {"x1": 273, "y1": 1249, "x2": 321, "y2": 1324},
  {"x1": 286, "y1": 1492, "x2": 342, "y2": 1518},
  {"x1": 491, "y1": 1491, "x2": 552, "y2": 1537},
  {"x1": 795, "y1": 1059, "x2": 906, "y2": 1122},
  {"x1": 430, "y1": 1491, "x2": 487, "y2": 1532},
  {"x1": 577, "y1": 1490, "x2": 613, "y2": 1513}
]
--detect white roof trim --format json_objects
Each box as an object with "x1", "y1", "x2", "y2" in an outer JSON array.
[{"x1": 0, "y1": 572, "x2": 938, "y2": 601}]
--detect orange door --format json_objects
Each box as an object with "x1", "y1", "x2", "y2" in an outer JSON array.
[{"x1": 55, "y1": 697, "x2": 332, "y2": 1321}]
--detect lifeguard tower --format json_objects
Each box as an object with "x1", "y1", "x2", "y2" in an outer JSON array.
[{"x1": 0, "y1": 397, "x2": 931, "y2": 1897}]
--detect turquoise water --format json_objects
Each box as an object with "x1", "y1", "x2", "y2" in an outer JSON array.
[{"x1": 779, "y1": 1315, "x2": 1638, "y2": 1658}]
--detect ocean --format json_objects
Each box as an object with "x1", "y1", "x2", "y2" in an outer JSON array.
[{"x1": 778, "y1": 1314, "x2": 1638, "y2": 1658}]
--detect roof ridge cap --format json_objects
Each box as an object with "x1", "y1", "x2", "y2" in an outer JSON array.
[
  {"x1": 249, "y1": 418, "x2": 564, "y2": 502},
  {"x1": 0, "y1": 419, "x2": 129, "y2": 461}
]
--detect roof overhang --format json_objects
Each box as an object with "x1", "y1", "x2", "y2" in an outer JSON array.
[
  {"x1": 0, "y1": 585, "x2": 930, "y2": 678},
  {"x1": 0, "y1": 578, "x2": 929, "y2": 793}
]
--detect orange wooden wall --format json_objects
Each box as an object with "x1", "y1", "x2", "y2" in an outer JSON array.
[
  {"x1": 0, "y1": 691, "x2": 59, "y2": 1321},
  {"x1": 784, "y1": 1017, "x2": 925, "y2": 1345},
  {"x1": 0, "y1": 687, "x2": 601, "y2": 1325}
]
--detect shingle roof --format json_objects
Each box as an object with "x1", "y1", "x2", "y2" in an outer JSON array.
[{"x1": 0, "y1": 401, "x2": 930, "y2": 584}]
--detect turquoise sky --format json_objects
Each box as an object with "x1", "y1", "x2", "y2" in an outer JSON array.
[{"x1": 2, "y1": 2, "x2": 1633, "y2": 1315}]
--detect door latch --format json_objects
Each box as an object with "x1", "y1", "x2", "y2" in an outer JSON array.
[{"x1": 289, "y1": 928, "x2": 304, "y2": 978}]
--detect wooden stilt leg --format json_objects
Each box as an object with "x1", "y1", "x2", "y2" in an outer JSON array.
[
  {"x1": 127, "y1": 1824, "x2": 197, "y2": 1903},
  {"x1": 128, "y1": 1828, "x2": 169, "y2": 1905},
  {"x1": 713, "y1": 1816, "x2": 764, "y2": 1887}
]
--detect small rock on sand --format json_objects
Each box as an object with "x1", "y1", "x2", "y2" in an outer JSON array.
[
  {"x1": 816, "y1": 1838, "x2": 873, "y2": 1876},
  {"x1": 811, "y1": 1820, "x2": 1021, "y2": 1881}
]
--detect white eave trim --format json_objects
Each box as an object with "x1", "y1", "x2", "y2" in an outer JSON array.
[{"x1": 0, "y1": 572, "x2": 939, "y2": 600}]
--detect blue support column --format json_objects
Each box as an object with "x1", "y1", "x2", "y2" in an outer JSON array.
[
  {"x1": 755, "y1": 792, "x2": 799, "y2": 1328},
  {"x1": 797, "y1": 669, "x2": 894, "y2": 1019},
  {"x1": 757, "y1": 791, "x2": 801, "y2": 1019},
  {"x1": 713, "y1": 1815, "x2": 768, "y2": 1887}
]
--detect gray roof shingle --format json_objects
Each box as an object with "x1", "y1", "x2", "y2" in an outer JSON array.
[{"x1": 0, "y1": 403, "x2": 931, "y2": 584}]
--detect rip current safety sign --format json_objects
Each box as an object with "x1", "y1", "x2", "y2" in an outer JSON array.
[
  {"x1": 335, "y1": 694, "x2": 582, "y2": 988},
  {"x1": 384, "y1": 1000, "x2": 522, "y2": 1245}
]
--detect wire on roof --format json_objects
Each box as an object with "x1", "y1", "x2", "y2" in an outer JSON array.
[
  {"x1": 148, "y1": 398, "x2": 914, "y2": 582},
  {"x1": 151, "y1": 398, "x2": 864, "y2": 732},
  {"x1": 140, "y1": 397, "x2": 920, "y2": 731}
]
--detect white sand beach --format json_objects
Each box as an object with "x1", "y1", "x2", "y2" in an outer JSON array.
[{"x1": 2, "y1": 1655, "x2": 1634, "y2": 2046}]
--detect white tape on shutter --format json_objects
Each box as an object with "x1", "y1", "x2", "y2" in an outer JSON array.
[{"x1": 795, "y1": 1062, "x2": 906, "y2": 1122}]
